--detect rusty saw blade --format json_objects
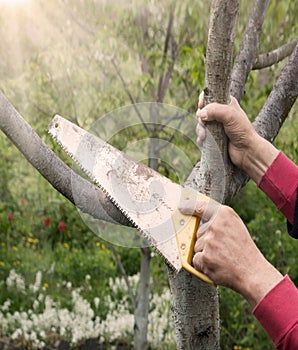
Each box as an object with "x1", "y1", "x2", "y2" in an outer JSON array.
[{"x1": 48, "y1": 115, "x2": 214, "y2": 284}]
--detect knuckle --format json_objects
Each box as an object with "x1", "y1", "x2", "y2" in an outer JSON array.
[
  {"x1": 203, "y1": 234, "x2": 213, "y2": 246},
  {"x1": 220, "y1": 205, "x2": 235, "y2": 217}
]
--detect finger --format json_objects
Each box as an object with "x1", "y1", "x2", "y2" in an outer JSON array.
[
  {"x1": 196, "y1": 119, "x2": 206, "y2": 146},
  {"x1": 194, "y1": 237, "x2": 204, "y2": 253},
  {"x1": 196, "y1": 108, "x2": 207, "y2": 121},
  {"x1": 192, "y1": 252, "x2": 205, "y2": 273},
  {"x1": 197, "y1": 135, "x2": 204, "y2": 147},
  {"x1": 197, "y1": 220, "x2": 212, "y2": 235},
  {"x1": 197, "y1": 200, "x2": 222, "y2": 235},
  {"x1": 200, "y1": 200, "x2": 221, "y2": 223},
  {"x1": 198, "y1": 91, "x2": 205, "y2": 109},
  {"x1": 196, "y1": 95, "x2": 240, "y2": 124},
  {"x1": 195, "y1": 119, "x2": 203, "y2": 135},
  {"x1": 178, "y1": 199, "x2": 208, "y2": 217},
  {"x1": 178, "y1": 200, "x2": 219, "y2": 223},
  {"x1": 229, "y1": 95, "x2": 239, "y2": 108}
]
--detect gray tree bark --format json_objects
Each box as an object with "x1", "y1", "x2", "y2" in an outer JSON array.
[
  {"x1": 134, "y1": 247, "x2": 151, "y2": 350},
  {"x1": 254, "y1": 44, "x2": 298, "y2": 142},
  {"x1": 0, "y1": 92, "x2": 132, "y2": 228},
  {"x1": 252, "y1": 37, "x2": 298, "y2": 70},
  {"x1": 230, "y1": 0, "x2": 271, "y2": 102},
  {"x1": 0, "y1": 2, "x2": 297, "y2": 350},
  {"x1": 168, "y1": 1, "x2": 239, "y2": 349}
]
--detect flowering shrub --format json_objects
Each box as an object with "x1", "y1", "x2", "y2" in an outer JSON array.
[
  {"x1": 0, "y1": 270, "x2": 176, "y2": 349},
  {"x1": 43, "y1": 218, "x2": 51, "y2": 227},
  {"x1": 7, "y1": 213, "x2": 13, "y2": 222},
  {"x1": 57, "y1": 221, "x2": 66, "y2": 232}
]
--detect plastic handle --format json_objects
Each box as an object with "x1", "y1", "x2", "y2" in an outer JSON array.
[{"x1": 172, "y1": 187, "x2": 216, "y2": 286}]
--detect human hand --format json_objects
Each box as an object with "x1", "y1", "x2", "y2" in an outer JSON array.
[
  {"x1": 195, "y1": 92, "x2": 279, "y2": 183},
  {"x1": 179, "y1": 199, "x2": 283, "y2": 307},
  {"x1": 196, "y1": 93, "x2": 258, "y2": 170}
]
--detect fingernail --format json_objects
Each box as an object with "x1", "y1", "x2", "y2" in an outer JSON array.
[
  {"x1": 178, "y1": 200, "x2": 194, "y2": 215},
  {"x1": 199, "y1": 109, "x2": 208, "y2": 121},
  {"x1": 197, "y1": 137, "x2": 203, "y2": 147},
  {"x1": 178, "y1": 200, "x2": 189, "y2": 210},
  {"x1": 196, "y1": 205, "x2": 204, "y2": 215}
]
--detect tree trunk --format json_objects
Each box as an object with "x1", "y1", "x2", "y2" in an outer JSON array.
[
  {"x1": 168, "y1": 1, "x2": 239, "y2": 349},
  {"x1": 134, "y1": 247, "x2": 151, "y2": 350},
  {"x1": 168, "y1": 270, "x2": 220, "y2": 349},
  {"x1": 133, "y1": 106, "x2": 160, "y2": 349}
]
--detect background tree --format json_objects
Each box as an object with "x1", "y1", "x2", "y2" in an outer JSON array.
[{"x1": 0, "y1": 0, "x2": 297, "y2": 349}]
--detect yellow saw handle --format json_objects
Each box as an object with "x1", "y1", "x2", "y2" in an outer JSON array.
[{"x1": 172, "y1": 187, "x2": 216, "y2": 286}]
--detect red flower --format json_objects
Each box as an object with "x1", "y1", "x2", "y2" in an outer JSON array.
[
  {"x1": 7, "y1": 213, "x2": 13, "y2": 222},
  {"x1": 43, "y1": 217, "x2": 51, "y2": 227},
  {"x1": 21, "y1": 198, "x2": 28, "y2": 205},
  {"x1": 58, "y1": 221, "x2": 66, "y2": 232}
]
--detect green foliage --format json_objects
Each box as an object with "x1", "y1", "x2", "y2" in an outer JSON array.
[{"x1": 0, "y1": 0, "x2": 297, "y2": 348}]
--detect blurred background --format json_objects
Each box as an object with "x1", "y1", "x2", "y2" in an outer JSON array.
[{"x1": 0, "y1": 0, "x2": 297, "y2": 349}]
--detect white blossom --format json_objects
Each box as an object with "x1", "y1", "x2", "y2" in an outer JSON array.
[
  {"x1": 1, "y1": 270, "x2": 175, "y2": 348},
  {"x1": 94, "y1": 297, "x2": 100, "y2": 309},
  {"x1": 30, "y1": 271, "x2": 42, "y2": 293},
  {"x1": 6, "y1": 269, "x2": 26, "y2": 293}
]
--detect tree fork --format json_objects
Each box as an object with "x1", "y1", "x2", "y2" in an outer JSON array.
[{"x1": 168, "y1": 1, "x2": 239, "y2": 349}]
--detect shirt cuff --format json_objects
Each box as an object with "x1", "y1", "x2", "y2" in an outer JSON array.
[
  {"x1": 258, "y1": 151, "x2": 298, "y2": 224},
  {"x1": 253, "y1": 275, "x2": 298, "y2": 347}
]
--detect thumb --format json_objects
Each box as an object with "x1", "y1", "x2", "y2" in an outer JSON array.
[
  {"x1": 178, "y1": 199, "x2": 206, "y2": 216},
  {"x1": 196, "y1": 96, "x2": 239, "y2": 124},
  {"x1": 178, "y1": 199, "x2": 219, "y2": 222}
]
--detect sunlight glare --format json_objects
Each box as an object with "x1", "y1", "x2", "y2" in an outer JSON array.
[{"x1": 0, "y1": 0, "x2": 31, "y2": 5}]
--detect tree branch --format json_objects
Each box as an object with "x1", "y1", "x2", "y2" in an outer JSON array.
[
  {"x1": 189, "y1": 45, "x2": 298, "y2": 203},
  {"x1": 0, "y1": 92, "x2": 132, "y2": 227},
  {"x1": 157, "y1": 4, "x2": 175, "y2": 103},
  {"x1": 201, "y1": 0, "x2": 239, "y2": 202},
  {"x1": 135, "y1": 7, "x2": 155, "y2": 100},
  {"x1": 110, "y1": 57, "x2": 150, "y2": 133},
  {"x1": 227, "y1": 43, "x2": 298, "y2": 197},
  {"x1": 253, "y1": 37, "x2": 298, "y2": 70},
  {"x1": 230, "y1": 0, "x2": 270, "y2": 101},
  {"x1": 253, "y1": 44, "x2": 298, "y2": 141},
  {"x1": 109, "y1": 244, "x2": 137, "y2": 310}
]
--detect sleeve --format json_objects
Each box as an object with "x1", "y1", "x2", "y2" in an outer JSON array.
[
  {"x1": 258, "y1": 151, "x2": 298, "y2": 238},
  {"x1": 287, "y1": 188, "x2": 298, "y2": 239},
  {"x1": 253, "y1": 275, "x2": 298, "y2": 349}
]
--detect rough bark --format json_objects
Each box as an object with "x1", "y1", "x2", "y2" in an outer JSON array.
[
  {"x1": 133, "y1": 106, "x2": 160, "y2": 350},
  {"x1": 0, "y1": 4, "x2": 297, "y2": 350},
  {"x1": 230, "y1": 0, "x2": 270, "y2": 101},
  {"x1": 200, "y1": 0, "x2": 239, "y2": 202},
  {"x1": 253, "y1": 44, "x2": 298, "y2": 141},
  {"x1": 134, "y1": 247, "x2": 151, "y2": 350},
  {"x1": 168, "y1": 269, "x2": 219, "y2": 349},
  {"x1": 253, "y1": 37, "x2": 298, "y2": 70},
  {"x1": 168, "y1": 1, "x2": 239, "y2": 349},
  {"x1": 228, "y1": 44, "x2": 298, "y2": 195}
]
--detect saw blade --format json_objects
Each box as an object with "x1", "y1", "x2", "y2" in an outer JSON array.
[{"x1": 47, "y1": 115, "x2": 193, "y2": 271}]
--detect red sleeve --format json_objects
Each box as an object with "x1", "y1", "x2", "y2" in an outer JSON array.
[
  {"x1": 253, "y1": 275, "x2": 298, "y2": 349},
  {"x1": 258, "y1": 151, "x2": 298, "y2": 224}
]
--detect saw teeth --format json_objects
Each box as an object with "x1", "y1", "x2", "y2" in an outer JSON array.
[
  {"x1": 48, "y1": 127, "x2": 156, "y2": 240},
  {"x1": 47, "y1": 125, "x2": 178, "y2": 272}
]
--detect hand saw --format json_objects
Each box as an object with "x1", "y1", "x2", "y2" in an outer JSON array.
[{"x1": 48, "y1": 115, "x2": 216, "y2": 285}]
